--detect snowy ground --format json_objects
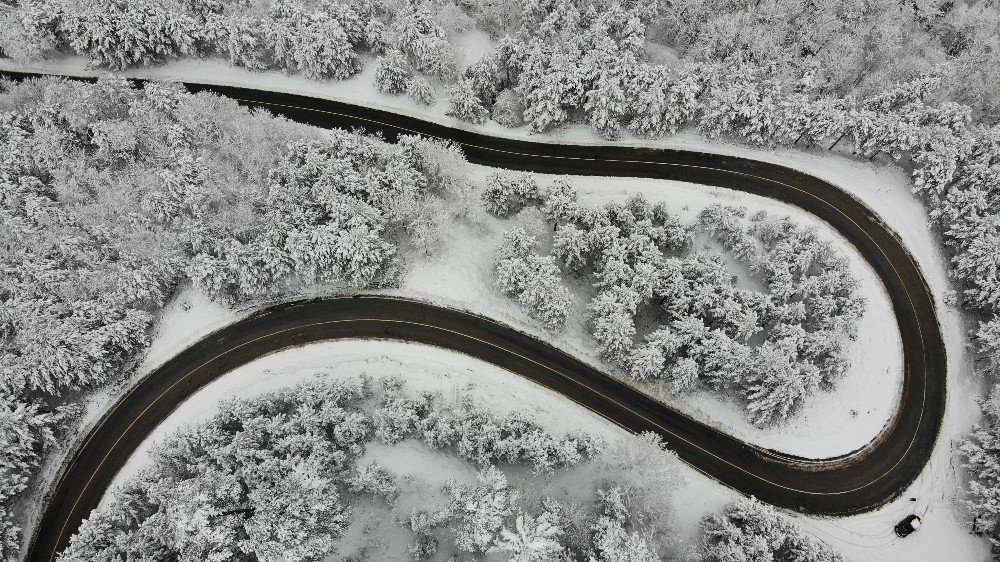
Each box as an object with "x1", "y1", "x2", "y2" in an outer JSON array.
[
  {"x1": 98, "y1": 337, "x2": 724, "y2": 558},
  {"x1": 27, "y1": 176, "x2": 982, "y2": 561},
  {"x1": 99, "y1": 337, "x2": 985, "y2": 561},
  {"x1": 104, "y1": 340, "x2": 637, "y2": 561},
  {"x1": 4, "y1": 54, "x2": 989, "y2": 560},
  {"x1": 391, "y1": 164, "x2": 904, "y2": 459},
  {"x1": 10, "y1": 283, "x2": 251, "y2": 559},
  {"x1": 108, "y1": 340, "x2": 629, "y2": 489}
]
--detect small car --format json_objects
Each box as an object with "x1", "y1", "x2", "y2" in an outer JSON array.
[{"x1": 894, "y1": 514, "x2": 921, "y2": 538}]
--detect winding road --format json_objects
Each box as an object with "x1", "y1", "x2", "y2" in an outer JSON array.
[{"x1": 3, "y1": 71, "x2": 946, "y2": 562}]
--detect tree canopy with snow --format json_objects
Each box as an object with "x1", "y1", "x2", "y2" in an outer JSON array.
[
  {"x1": 487, "y1": 176, "x2": 863, "y2": 426},
  {"x1": 53, "y1": 374, "x2": 733, "y2": 561},
  {"x1": 700, "y1": 497, "x2": 843, "y2": 562},
  {"x1": 0, "y1": 75, "x2": 472, "y2": 560},
  {"x1": 495, "y1": 227, "x2": 573, "y2": 331}
]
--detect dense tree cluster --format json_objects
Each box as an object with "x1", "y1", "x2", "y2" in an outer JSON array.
[
  {"x1": 0, "y1": 75, "x2": 465, "y2": 561},
  {"x1": 647, "y1": 0, "x2": 1000, "y2": 122},
  {"x1": 588, "y1": 486, "x2": 660, "y2": 562},
  {"x1": 60, "y1": 380, "x2": 369, "y2": 562},
  {"x1": 454, "y1": 0, "x2": 1000, "y2": 132},
  {"x1": 961, "y1": 384, "x2": 1000, "y2": 546},
  {"x1": 700, "y1": 497, "x2": 843, "y2": 562},
  {"x1": 495, "y1": 227, "x2": 573, "y2": 331},
  {"x1": 416, "y1": 429, "x2": 686, "y2": 561},
  {"x1": 446, "y1": 78, "x2": 489, "y2": 124},
  {"x1": 374, "y1": 50, "x2": 438, "y2": 106},
  {"x1": 9, "y1": 1, "x2": 1000, "y2": 363},
  {"x1": 7, "y1": 0, "x2": 457, "y2": 85},
  {"x1": 694, "y1": 205, "x2": 864, "y2": 423},
  {"x1": 186, "y1": 129, "x2": 443, "y2": 302},
  {"x1": 614, "y1": 202, "x2": 861, "y2": 425},
  {"x1": 373, "y1": 377, "x2": 600, "y2": 473},
  {"x1": 488, "y1": 177, "x2": 863, "y2": 425},
  {"x1": 54, "y1": 375, "x2": 723, "y2": 561},
  {"x1": 482, "y1": 170, "x2": 543, "y2": 217}
]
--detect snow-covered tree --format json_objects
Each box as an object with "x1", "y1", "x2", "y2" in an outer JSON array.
[
  {"x1": 553, "y1": 223, "x2": 590, "y2": 270},
  {"x1": 465, "y1": 54, "x2": 503, "y2": 106},
  {"x1": 583, "y1": 62, "x2": 630, "y2": 139},
  {"x1": 242, "y1": 460, "x2": 348, "y2": 562},
  {"x1": 414, "y1": 396, "x2": 597, "y2": 474},
  {"x1": 372, "y1": 378, "x2": 429, "y2": 443},
  {"x1": 350, "y1": 461, "x2": 399, "y2": 505},
  {"x1": 219, "y1": 14, "x2": 268, "y2": 71},
  {"x1": 961, "y1": 383, "x2": 1000, "y2": 544},
  {"x1": 446, "y1": 78, "x2": 490, "y2": 124},
  {"x1": 265, "y1": 0, "x2": 362, "y2": 80},
  {"x1": 496, "y1": 228, "x2": 573, "y2": 331},
  {"x1": 0, "y1": 398, "x2": 72, "y2": 501},
  {"x1": 698, "y1": 61, "x2": 783, "y2": 146},
  {"x1": 519, "y1": 44, "x2": 584, "y2": 132},
  {"x1": 374, "y1": 50, "x2": 412, "y2": 94},
  {"x1": 589, "y1": 285, "x2": 640, "y2": 363},
  {"x1": 492, "y1": 512, "x2": 565, "y2": 562},
  {"x1": 743, "y1": 339, "x2": 818, "y2": 426},
  {"x1": 445, "y1": 466, "x2": 518, "y2": 553},
  {"x1": 483, "y1": 171, "x2": 543, "y2": 217},
  {"x1": 627, "y1": 328, "x2": 679, "y2": 383},
  {"x1": 143, "y1": 151, "x2": 211, "y2": 224},
  {"x1": 628, "y1": 64, "x2": 702, "y2": 137},
  {"x1": 700, "y1": 497, "x2": 843, "y2": 562},
  {"x1": 57, "y1": 0, "x2": 200, "y2": 69},
  {"x1": 406, "y1": 76, "x2": 436, "y2": 106},
  {"x1": 589, "y1": 487, "x2": 659, "y2": 562},
  {"x1": 598, "y1": 432, "x2": 681, "y2": 537},
  {"x1": 410, "y1": 33, "x2": 458, "y2": 79},
  {"x1": 977, "y1": 317, "x2": 1000, "y2": 378},
  {"x1": 541, "y1": 178, "x2": 579, "y2": 226},
  {"x1": 410, "y1": 533, "x2": 438, "y2": 560},
  {"x1": 492, "y1": 88, "x2": 527, "y2": 128}
]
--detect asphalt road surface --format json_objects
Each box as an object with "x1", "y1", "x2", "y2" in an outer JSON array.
[{"x1": 2, "y1": 71, "x2": 946, "y2": 562}]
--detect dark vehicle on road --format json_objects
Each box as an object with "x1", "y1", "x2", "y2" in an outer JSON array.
[{"x1": 895, "y1": 514, "x2": 921, "y2": 537}]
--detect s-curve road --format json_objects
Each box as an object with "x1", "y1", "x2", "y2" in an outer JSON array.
[{"x1": 4, "y1": 71, "x2": 946, "y2": 562}]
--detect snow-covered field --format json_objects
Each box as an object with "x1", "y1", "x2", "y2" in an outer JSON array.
[{"x1": 5, "y1": 54, "x2": 988, "y2": 561}]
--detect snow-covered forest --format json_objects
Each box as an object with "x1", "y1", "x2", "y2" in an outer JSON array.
[
  {"x1": 57, "y1": 375, "x2": 841, "y2": 561},
  {"x1": 4, "y1": 0, "x2": 999, "y2": 372},
  {"x1": 488, "y1": 175, "x2": 864, "y2": 426},
  {"x1": 0, "y1": 74, "x2": 468, "y2": 560},
  {"x1": 3, "y1": 0, "x2": 1000, "y2": 558},
  {"x1": 3, "y1": 0, "x2": 999, "y2": 121},
  {"x1": 0, "y1": 74, "x2": 874, "y2": 560}
]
